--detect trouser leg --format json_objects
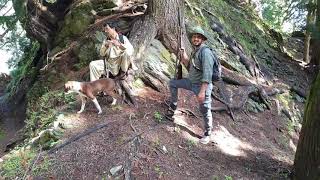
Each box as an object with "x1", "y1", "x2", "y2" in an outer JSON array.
[
  {"x1": 193, "y1": 83, "x2": 213, "y2": 135},
  {"x1": 89, "y1": 60, "x2": 105, "y2": 81},
  {"x1": 169, "y1": 78, "x2": 193, "y2": 104},
  {"x1": 120, "y1": 52, "x2": 130, "y2": 73}
]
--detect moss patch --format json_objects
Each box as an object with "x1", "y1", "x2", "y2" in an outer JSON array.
[
  {"x1": 55, "y1": 1, "x2": 94, "y2": 45},
  {"x1": 0, "y1": 149, "x2": 51, "y2": 178},
  {"x1": 26, "y1": 89, "x2": 75, "y2": 137},
  {"x1": 73, "y1": 37, "x2": 99, "y2": 69}
]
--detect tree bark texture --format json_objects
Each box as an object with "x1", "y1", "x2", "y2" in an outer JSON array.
[
  {"x1": 293, "y1": 72, "x2": 320, "y2": 179},
  {"x1": 310, "y1": 0, "x2": 320, "y2": 67},
  {"x1": 130, "y1": 0, "x2": 192, "y2": 63}
]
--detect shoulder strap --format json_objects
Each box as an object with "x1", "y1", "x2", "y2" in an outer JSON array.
[{"x1": 119, "y1": 34, "x2": 125, "y2": 44}]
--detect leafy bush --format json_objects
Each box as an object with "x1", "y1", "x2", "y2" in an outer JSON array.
[
  {"x1": 6, "y1": 41, "x2": 40, "y2": 97},
  {"x1": 26, "y1": 90, "x2": 76, "y2": 136},
  {"x1": 0, "y1": 149, "x2": 51, "y2": 178},
  {"x1": 154, "y1": 111, "x2": 163, "y2": 123}
]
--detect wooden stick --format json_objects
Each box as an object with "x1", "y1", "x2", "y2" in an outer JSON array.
[
  {"x1": 48, "y1": 121, "x2": 115, "y2": 154},
  {"x1": 213, "y1": 81, "x2": 236, "y2": 121}
]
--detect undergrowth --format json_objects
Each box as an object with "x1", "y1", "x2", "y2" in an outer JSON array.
[
  {"x1": 0, "y1": 148, "x2": 51, "y2": 179},
  {"x1": 26, "y1": 88, "x2": 75, "y2": 137}
]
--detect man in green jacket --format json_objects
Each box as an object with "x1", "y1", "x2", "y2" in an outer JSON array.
[{"x1": 168, "y1": 26, "x2": 215, "y2": 144}]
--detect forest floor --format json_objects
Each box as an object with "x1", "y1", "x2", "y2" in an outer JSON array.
[
  {"x1": 42, "y1": 42, "x2": 309, "y2": 179},
  {"x1": 0, "y1": 36, "x2": 310, "y2": 179},
  {"x1": 43, "y1": 86, "x2": 298, "y2": 179}
]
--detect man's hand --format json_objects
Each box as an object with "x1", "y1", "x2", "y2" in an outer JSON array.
[
  {"x1": 197, "y1": 83, "x2": 208, "y2": 104},
  {"x1": 110, "y1": 39, "x2": 121, "y2": 47},
  {"x1": 179, "y1": 47, "x2": 189, "y2": 66},
  {"x1": 197, "y1": 90, "x2": 205, "y2": 103},
  {"x1": 105, "y1": 40, "x2": 113, "y2": 48}
]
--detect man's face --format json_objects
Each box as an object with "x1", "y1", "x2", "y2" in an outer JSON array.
[
  {"x1": 191, "y1": 34, "x2": 205, "y2": 47},
  {"x1": 104, "y1": 26, "x2": 117, "y2": 39}
]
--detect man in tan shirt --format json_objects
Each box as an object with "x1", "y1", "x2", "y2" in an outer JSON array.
[{"x1": 89, "y1": 24, "x2": 136, "y2": 81}]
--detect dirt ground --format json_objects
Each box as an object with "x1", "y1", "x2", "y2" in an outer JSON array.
[{"x1": 41, "y1": 84, "x2": 301, "y2": 179}]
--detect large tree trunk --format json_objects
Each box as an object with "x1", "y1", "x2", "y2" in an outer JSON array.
[
  {"x1": 309, "y1": 0, "x2": 320, "y2": 68},
  {"x1": 130, "y1": 0, "x2": 192, "y2": 64},
  {"x1": 293, "y1": 72, "x2": 320, "y2": 179},
  {"x1": 125, "y1": 0, "x2": 192, "y2": 94}
]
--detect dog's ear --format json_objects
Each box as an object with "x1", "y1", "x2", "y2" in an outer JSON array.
[
  {"x1": 64, "y1": 82, "x2": 71, "y2": 92},
  {"x1": 64, "y1": 84, "x2": 69, "y2": 92}
]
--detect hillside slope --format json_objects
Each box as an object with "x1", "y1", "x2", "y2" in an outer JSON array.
[{"x1": 0, "y1": 0, "x2": 311, "y2": 179}]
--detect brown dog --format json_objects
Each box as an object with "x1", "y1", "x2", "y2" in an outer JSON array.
[{"x1": 64, "y1": 78, "x2": 117, "y2": 114}]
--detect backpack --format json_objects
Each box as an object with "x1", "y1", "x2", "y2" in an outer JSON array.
[{"x1": 192, "y1": 46, "x2": 222, "y2": 82}]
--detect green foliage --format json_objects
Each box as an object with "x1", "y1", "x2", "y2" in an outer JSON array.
[
  {"x1": 186, "y1": 139, "x2": 197, "y2": 149},
  {"x1": 224, "y1": 175, "x2": 233, "y2": 180},
  {"x1": 73, "y1": 37, "x2": 99, "y2": 69},
  {"x1": 211, "y1": 175, "x2": 219, "y2": 180},
  {"x1": 261, "y1": 0, "x2": 308, "y2": 32},
  {"x1": 1, "y1": 0, "x2": 30, "y2": 68},
  {"x1": 154, "y1": 111, "x2": 163, "y2": 123},
  {"x1": 6, "y1": 41, "x2": 40, "y2": 96},
  {"x1": 261, "y1": 0, "x2": 284, "y2": 30},
  {"x1": 95, "y1": 31, "x2": 106, "y2": 43},
  {"x1": 0, "y1": 149, "x2": 51, "y2": 178},
  {"x1": 26, "y1": 90, "x2": 76, "y2": 136},
  {"x1": 197, "y1": 0, "x2": 273, "y2": 56},
  {"x1": 154, "y1": 165, "x2": 164, "y2": 176},
  {"x1": 55, "y1": 1, "x2": 94, "y2": 45},
  {"x1": 246, "y1": 98, "x2": 267, "y2": 113}
]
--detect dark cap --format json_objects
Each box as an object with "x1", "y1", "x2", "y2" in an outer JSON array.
[{"x1": 103, "y1": 22, "x2": 117, "y2": 29}]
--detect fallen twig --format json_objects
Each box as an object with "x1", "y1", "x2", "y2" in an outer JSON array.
[
  {"x1": 129, "y1": 114, "x2": 137, "y2": 133},
  {"x1": 48, "y1": 121, "x2": 116, "y2": 154},
  {"x1": 177, "y1": 108, "x2": 197, "y2": 118}
]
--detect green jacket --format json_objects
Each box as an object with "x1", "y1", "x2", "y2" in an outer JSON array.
[{"x1": 188, "y1": 44, "x2": 214, "y2": 84}]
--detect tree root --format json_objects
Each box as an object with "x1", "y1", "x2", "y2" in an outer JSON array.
[
  {"x1": 119, "y1": 75, "x2": 137, "y2": 106},
  {"x1": 212, "y1": 84, "x2": 282, "y2": 112},
  {"x1": 291, "y1": 86, "x2": 307, "y2": 98}
]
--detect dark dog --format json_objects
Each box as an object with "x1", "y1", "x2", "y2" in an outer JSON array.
[{"x1": 64, "y1": 78, "x2": 117, "y2": 114}]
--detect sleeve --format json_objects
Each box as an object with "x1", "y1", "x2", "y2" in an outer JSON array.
[
  {"x1": 122, "y1": 36, "x2": 134, "y2": 56},
  {"x1": 201, "y1": 48, "x2": 214, "y2": 83},
  {"x1": 99, "y1": 39, "x2": 108, "y2": 57}
]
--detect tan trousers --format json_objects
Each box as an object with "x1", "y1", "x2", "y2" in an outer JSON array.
[{"x1": 89, "y1": 51, "x2": 130, "y2": 81}]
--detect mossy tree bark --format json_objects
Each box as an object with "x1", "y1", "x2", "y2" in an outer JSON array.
[
  {"x1": 130, "y1": 0, "x2": 192, "y2": 66},
  {"x1": 122, "y1": 0, "x2": 193, "y2": 94},
  {"x1": 293, "y1": 72, "x2": 320, "y2": 179}
]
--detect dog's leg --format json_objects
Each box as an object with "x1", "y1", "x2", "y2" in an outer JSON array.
[
  {"x1": 77, "y1": 96, "x2": 86, "y2": 114},
  {"x1": 111, "y1": 97, "x2": 117, "y2": 105},
  {"x1": 106, "y1": 90, "x2": 118, "y2": 106},
  {"x1": 92, "y1": 98, "x2": 102, "y2": 114}
]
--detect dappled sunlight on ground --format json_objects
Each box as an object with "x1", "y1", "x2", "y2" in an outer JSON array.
[{"x1": 212, "y1": 125, "x2": 254, "y2": 157}]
